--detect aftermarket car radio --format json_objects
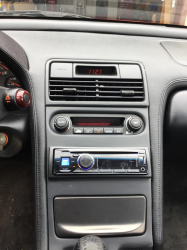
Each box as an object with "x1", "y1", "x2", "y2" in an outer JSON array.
[{"x1": 51, "y1": 148, "x2": 148, "y2": 175}]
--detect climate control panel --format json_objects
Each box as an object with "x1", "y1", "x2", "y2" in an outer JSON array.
[{"x1": 50, "y1": 114, "x2": 144, "y2": 135}]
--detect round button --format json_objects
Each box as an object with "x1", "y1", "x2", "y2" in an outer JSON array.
[
  {"x1": 23, "y1": 94, "x2": 30, "y2": 103},
  {"x1": 127, "y1": 117, "x2": 142, "y2": 132},
  {"x1": 54, "y1": 116, "x2": 69, "y2": 132},
  {"x1": 16, "y1": 90, "x2": 31, "y2": 109},
  {"x1": 77, "y1": 154, "x2": 94, "y2": 170},
  {"x1": 0, "y1": 133, "x2": 8, "y2": 146}
]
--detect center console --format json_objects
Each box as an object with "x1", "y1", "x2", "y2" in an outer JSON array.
[{"x1": 46, "y1": 60, "x2": 152, "y2": 250}]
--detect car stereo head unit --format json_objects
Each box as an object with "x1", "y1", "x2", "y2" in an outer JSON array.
[{"x1": 52, "y1": 148, "x2": 148, "y2": 176}]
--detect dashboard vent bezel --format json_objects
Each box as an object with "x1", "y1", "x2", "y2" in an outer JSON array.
[{"x1": 46, "y1": 60, "x2": 149, "y2": 107}]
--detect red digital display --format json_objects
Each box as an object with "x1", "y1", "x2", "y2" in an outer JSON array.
[
  {"x1": 76, "y1": 66, "x2": 117, "y2": 76},
  {"x1": 78, "y1": 122, "x2": 111, "y2": 126},
  {"x1": 71, "y1": 117, "x2": 123, "y2": 127},
  {"x1": 89, "y1": 69, "x2": 102, "y2": 75}
]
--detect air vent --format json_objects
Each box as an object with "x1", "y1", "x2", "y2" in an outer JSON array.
[{"x1": 49, "y1": 78, "x2": 144, "y2": 102}]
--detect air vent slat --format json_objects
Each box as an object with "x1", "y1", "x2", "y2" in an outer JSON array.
[
  {"x1": 49, "y1": 76, "x2": 144, "y2": 102},
  {"x1": 49, "y1": 85, "x2": 143, "y2": 90},
  {"x1": 49, "y1": 80, "x2": 143, "y2": 84},
  {"x1": 50, "y1": 95, "x2": 144, "y2": 99},
  {"x1": 49, "y1": 90, "x2": 144, "y2": 94}
]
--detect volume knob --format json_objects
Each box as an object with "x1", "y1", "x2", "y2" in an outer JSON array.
[
  {"x1": 77, "y1": 154, "x2": 94, "y2": 170},
  {"x1": 54, "y1": 116, "x2": 69, "y2": 132}
]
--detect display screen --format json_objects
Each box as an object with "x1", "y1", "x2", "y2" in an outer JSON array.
[
  {"x1": 98, "y1": 159, "x2": 137, "y2": 169},
  {"x1": 61, "y1": 158, "x2": 70, "y2": 166},
  {"x1": 76, "y1": 66, "x2": 117, "y2": 76},
  {"x1": 71, "y1": 117, "x2": 123, "y2": 127}
]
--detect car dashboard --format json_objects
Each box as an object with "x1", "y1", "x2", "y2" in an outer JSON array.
[{"x1": 0, "y1": 19, "x2": 187, "y2": 250}]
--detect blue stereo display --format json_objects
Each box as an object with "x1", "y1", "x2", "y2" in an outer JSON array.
[{"x1": 61, "y1": 158, "x2": 70, "y2": 166}]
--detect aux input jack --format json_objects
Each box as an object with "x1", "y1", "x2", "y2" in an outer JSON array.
[{"x1": 141, "y1": 167, "x2": 145, "y2": 172}]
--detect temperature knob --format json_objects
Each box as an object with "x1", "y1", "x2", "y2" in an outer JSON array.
[
  {"x1": 127, "y1": 117, "x2": 142, "y2": 132},
  {"x1": 77, "y1": 154, "x2": 95, "y2": 170},
  {"x1": 54, "y1": 116, "x2": 69, "y2": 132}
]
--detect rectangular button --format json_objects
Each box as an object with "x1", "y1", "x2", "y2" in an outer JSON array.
[
  {"x1": 114, "y1": 128, "x2": 123, "y2": 134},
  {"x1": 94, "y1": 128, "x2": 104, "y2": 134},
  {"x1": 119, "y1": 65, "x2": 142, "y2": 79},
  {"x1": 127, "y1": 169, "x2": 140, "y2": 173},
  {"x1": 93, "y1": 169, "x2": 99, "y2": 173},
  {"x1": 84, "y1": 128, "x2": 93, "y2": 134},
  {"x1": 139, "y1": 150, "x2": 145, "y2": 154},
  {"x1": 113, "y1": 169, "x2": 124, "y2": 173},
  {"x1": 59, "y1": 170, "x2": 71, "y2": 172},
  {"x1": 138, "y1": 157, "x2": 144, "y2": 166},
  {"x1": 73, "y1": 128, "x2": 83, "y2": 134},
  {"x1": 73, "y1": 169, "x2": 84, "y2": 172},
  {"x1": 99, "y1": 169, "x2": 113, "y2": 173},
  {"x1": 104, "y1": 128, "x2": 114, "y2": 134},
  {"x1": 50, "y1": 63, "x2": 72, "y2": 78},
  {"x1": 144, "y1": 157, "x2": 147, "y2": 165}
]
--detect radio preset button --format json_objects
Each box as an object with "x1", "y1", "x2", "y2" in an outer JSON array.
[
  {"x1": 59, "y1": 170, "x2": 71, "y2": 172},
  {"x1": 94, "y1": 128, "x2": 104, "y2": 134},
  {"x1": 99, "y1": 169, "x2": 112, "y2": 173},
  {"x1": 114, "y1": 128, "x2": 123, "y2": 134},
  {"x1": 84, "y1": 128, "x2": 93, "y2": 134},
  {"x1": 74, "y1": 128, "x2": 83, "y2": 134},
  {"x1": 104, "y1": 128, "x2": 114, "y2": 134},
  {"x1": 74, "y1": 169, "x2": 85, "y2": 172},
  {"x1": 127, "y1": 169, "x2": 140, "y2": 173},
  {"x1": 113, "y1": 169, "x2": 124, "y2": 173}
]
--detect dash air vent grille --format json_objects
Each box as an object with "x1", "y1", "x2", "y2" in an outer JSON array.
[{"x1": 49, "y1": 78, "x2": 144, "y2": 102}]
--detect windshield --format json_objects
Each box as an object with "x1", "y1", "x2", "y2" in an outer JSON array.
[{"x1": 0, "y1": 0, "x2": 187, "y2": 27}]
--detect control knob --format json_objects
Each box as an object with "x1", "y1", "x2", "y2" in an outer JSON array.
[
  {"x1": 54, "y1": 116, "x2": 69, "y2": 132},
  {"x1": 77, "y1": 154, "x2": 95, "y2": 170},
  {"x1": 127, "y1": 117, "x2": 142, "y2": 132},
  {"x1": 0, "y1": 132, "x2": 8, "y2": 151},
  {"x1": 3, "y1": 88, "x2": 31, "y2": 111}
]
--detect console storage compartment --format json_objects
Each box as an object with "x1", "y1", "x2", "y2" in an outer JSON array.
[{"x1": 54, "y1": 196, "x2": 146, "y2": 238}]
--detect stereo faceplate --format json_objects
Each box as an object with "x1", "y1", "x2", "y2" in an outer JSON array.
[{"x1": 52, "y1": 148, "x2": 148, "y2": 176}]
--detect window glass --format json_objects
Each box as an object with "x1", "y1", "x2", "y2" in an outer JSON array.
[{"x1": 0, "y1": 0, "x2": 187, "y2": 26}]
